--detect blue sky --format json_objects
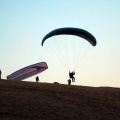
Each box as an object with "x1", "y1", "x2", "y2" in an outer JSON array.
[{"x1": 0, "y1": 0, "x2": 120, "y2": 87}]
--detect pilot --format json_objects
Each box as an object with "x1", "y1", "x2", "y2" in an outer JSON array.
[{"x1": 69, "y1": 71, "x2": 75, "y2": 82}]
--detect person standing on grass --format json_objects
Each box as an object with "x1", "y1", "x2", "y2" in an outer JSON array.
[
  {"x1": 68, "y1": 79, "x2": 71, "y2": 85},
  {"x1": 0, "y1": 70, "x2": 1, "y2": 79},
  {"x1": 36, "y1": 76, "x2": 39, "y2": 82}
]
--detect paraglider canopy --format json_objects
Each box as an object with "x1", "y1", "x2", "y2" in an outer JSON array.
[
  {"x1": 41, "y1": 27, "x2": 97, "y2": 71},
  {"x1": 7, "y1": 62, "x2": 48, "y2": 81},
  {"x1": 41, "y1": 27, "x2": 97, "y2": 46}
]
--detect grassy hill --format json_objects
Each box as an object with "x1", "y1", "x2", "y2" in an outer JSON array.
[{"x1": 0, "y1": 79, "x2": 120, "y2": 120}]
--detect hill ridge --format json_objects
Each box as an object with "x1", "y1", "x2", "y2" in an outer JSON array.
[{"x1": 0, "y1": 79, "x2": 120, "y2": 120}]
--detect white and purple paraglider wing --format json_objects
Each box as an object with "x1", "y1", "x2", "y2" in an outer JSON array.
[{"x1": 7, "y1": 62, "x2": 48, "y2": 81}]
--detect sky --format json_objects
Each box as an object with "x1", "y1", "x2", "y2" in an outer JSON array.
[{"x1": 0, "y1": 0, "x2": 120, "y2": 87}]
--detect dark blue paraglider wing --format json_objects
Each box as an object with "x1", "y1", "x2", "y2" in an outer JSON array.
[{"x1": 41, "y1": 27, "x2": 97, "y2": 46}]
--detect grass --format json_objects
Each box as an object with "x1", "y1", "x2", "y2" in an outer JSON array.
[{"x1": 0, "y1": 79, "x2": 120, "y2": 120}]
